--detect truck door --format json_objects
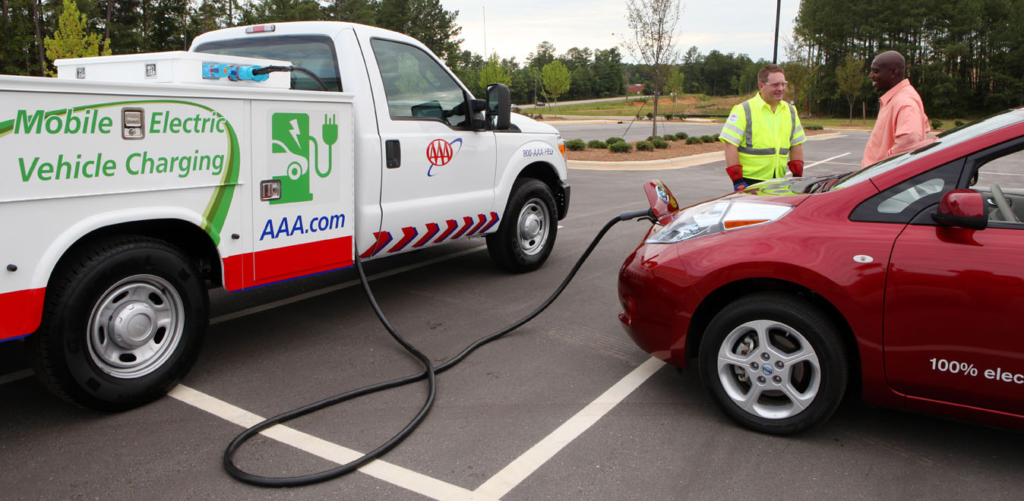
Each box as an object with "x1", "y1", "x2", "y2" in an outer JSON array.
[
  {"x1": 359, "y1": 36, "x2": 497, "y2": 257},
  {"x1": 244, "y1": 100, "x2": 355, "y2": 289}
]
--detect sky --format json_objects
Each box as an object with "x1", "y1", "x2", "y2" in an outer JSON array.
[{"x1": 440, "y1": 1, "x2": 800, "y2": 64}]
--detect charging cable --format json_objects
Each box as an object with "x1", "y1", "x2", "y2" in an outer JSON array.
[{"x1": 223, "y1": 208, "x2": 654, "y2": 486}]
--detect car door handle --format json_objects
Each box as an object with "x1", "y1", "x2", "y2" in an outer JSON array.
[{"x1": 386, "y1": 140, "x2": 401, "y2": 168}]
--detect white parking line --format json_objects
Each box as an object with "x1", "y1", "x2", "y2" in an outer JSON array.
[
  {"x1": 170, "y1": 357, "x2": 665, "y2": 500},
  {"x1": 473, "y1": 357, "x2": 665, "y2": 499},
  {"x1": 806, "y1": 152, "x2": 850, "y2": 169},
  {"x1": 169, "y1": 385, "x2": 494, "y2": 501},
  {"x1": 0, "y1": 369, "x2": 32, "y2": 386}
]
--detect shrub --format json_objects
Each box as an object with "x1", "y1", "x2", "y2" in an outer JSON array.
[
  {"x1": 646, "y1": 112, "x2": 653, "y2": 119},
  {"x1": 677, "y1": 114, "x2": 687, "y2": 120},
  {"x1": 675, "y1": 132, "x2": 689, "y2": 140},
  {"x1": 652, "y1": 137, "x2": 669, "y2": 149},
  {"x1": 804, "y1": 124, "x2": 824, "y2": 131},
  {"x1": 712, "y1": 133, "x2": 720, "y2": 141},
  {"x1": 663, "y1": 134, "x2": 676, "y2": 141},
  {"x1": 536, "y1": 114, "x2": 544, "y2": 120},
  {"x1": 685, "y1": 137, "x2": 701, "y2": 145},
  {"x1": 955, "y1": 119, "x2": 965, "y2": 127},
  {"x1": 607, "y1": 136, "x2": 624, "y2": 144},
  {"x1": 700, "y1": 135, "x2": 714, "y2": 143},
  {"x1": 587, "y1": 139, "x2": 608, "y2": 149},
  {"x1": 609, "y1": 141, "x2": 633, "y2": 153},
  {"x1": 931, "y1": 119, "x2": 943, "y2": 130},
  {"x1": 565, "y1": 139, "x2": 586, "y2": 151},
  {"x1": 665, "y1": 114, "x2": 673, "y2": 120},
  {"x1": 636, "y1": 141, "x2": 654, "y2": 151}
]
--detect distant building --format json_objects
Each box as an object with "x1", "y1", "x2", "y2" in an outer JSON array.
[{"x1": 627, "y1": 84, "x2": 645, "y2": 95}]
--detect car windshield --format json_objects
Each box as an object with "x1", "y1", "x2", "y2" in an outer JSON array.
[{"x1": 831, "y1": 109, "x2": 1024, "y2": 191}]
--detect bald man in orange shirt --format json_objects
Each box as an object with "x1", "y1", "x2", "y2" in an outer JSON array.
[{"x1": 862, "y1": 51, "x2": 930, "y2": 167}]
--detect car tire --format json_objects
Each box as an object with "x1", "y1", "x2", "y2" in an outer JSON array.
[
  {"x1": 698, "y1": 292, "x2": 848, "y2": 435},
  {"x1": 486, "y1": 178, "x2": 558, "y2": 273},
  {"x1": 28, "y1": 236, "x2": 208, "y2": 411}
]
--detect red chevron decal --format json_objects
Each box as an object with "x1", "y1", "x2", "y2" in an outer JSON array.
[
  {"x1": 388, "y1": 226, "x2": 419, "y2": 253},
  {"x1": 480, "y1": 212, "x2": 500, "y2": 233},
  {"x1": 434, "y1": 219, "x2": 458, "y2": 243},
  {"x1": 466, "y1": 214, "x2": 487, "y2": 236},
  {"x1": 358, "y1": 231, "x2": 393, "y2": 258},
  {"x1": 413, "y1": 223, "x2": 440, "y2": 248},
  {"x1": 450, "y1": 216, "x2": 475, "y2": 240}
]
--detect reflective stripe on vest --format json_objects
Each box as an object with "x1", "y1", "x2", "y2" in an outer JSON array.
[{"x1": 738, "y1": 101, "x2": 777, "y2": 155}]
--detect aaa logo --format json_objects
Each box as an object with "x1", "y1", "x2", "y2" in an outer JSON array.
[{"x1": 426, "y1": 138, "x2": 462, "y2": 177}]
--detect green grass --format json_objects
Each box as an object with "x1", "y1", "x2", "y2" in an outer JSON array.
[{"x1": 542, "y1": 95, "x2": 746, "y2": 117}]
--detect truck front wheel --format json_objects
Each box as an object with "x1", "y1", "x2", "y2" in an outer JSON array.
[
  {"x1": 28, "y1": 237, "x2": 208, "y2": 411},
  {"x1": 487, "y1": 178, "x2": 558, "y2": 273}
]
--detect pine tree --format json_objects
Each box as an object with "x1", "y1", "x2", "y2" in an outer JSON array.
[{"x1": 44, "y1": 0, "x2": 111, "y2": 76}]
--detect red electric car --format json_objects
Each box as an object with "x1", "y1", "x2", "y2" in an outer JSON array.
[{"x1": 618, "y1": 109, "x2": 1024, "y2": 435}]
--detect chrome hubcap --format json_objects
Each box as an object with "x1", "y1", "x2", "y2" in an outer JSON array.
[
  {"x1": 717, "y1": 319, "x2": 820, "y2": 420},
  {"x1": 517, "y1": 199, "x2": 550, "y2": 256},
  {"x1": 88, "y1": 275, "x2": 185, "y2": 379}
]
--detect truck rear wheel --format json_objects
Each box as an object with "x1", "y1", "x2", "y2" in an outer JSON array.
[
  {"x1": 28, "y1": 237, "x2": 208, "y2": 411},
  {"x1": 487, "y1": 178, "x2": 558, "y2": 273}
]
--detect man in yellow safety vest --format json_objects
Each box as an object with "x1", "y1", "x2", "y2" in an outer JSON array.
[{"x1": 718, "y1": 64, "x2": 806, "y2": 191}]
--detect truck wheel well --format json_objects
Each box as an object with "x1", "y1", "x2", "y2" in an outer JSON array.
[
  {"x1": 686, "y1": 278, "x2": 862, "y2": 398},
  {"x1": 518, "y1": 161, "x2": 568, "y2": 219},
  {"x1": 51, "y1": 220, "x2": 222, "y2": 289}
]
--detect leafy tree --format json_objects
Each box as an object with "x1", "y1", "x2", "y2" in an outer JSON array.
[
  {"x1": 479, "y1": 53, "x2": 511, "y2": 90},
  {"x1": 527, "y1": 41, "x2": 556, "y2": 69},
  {"x1": 377, "y1": 0, "x2": 462, "y2": 64},
  {"x1": 835, "y1": 55, "x2": 866, "y2": 121},
  {"x1": 44, "y1": 0, "x2": 110, "y2": 76},
  {"x1": 325, "y1": 0, "x2": 375, "y2": 24},
  {"x1": 541, "y1": 60, "x2": 570, "y2": 110},
  {"x1": 663, "y1": 66, "x2": 684, "y2": 104},
  {"x1": 624, "y1": 0, "x2": 682, "y2": 138},
  {"x1": 593, "y1": 47, "x2": 624, "y2": 97}
]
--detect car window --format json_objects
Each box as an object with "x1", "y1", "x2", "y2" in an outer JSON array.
[
  {"x1": 370, "y1": 39, "x2": 467, "y2": 128},
  {"x1": 969, "y1": 146, "x2": 1024, "y2": 225},
  {"x1": 193, "y1": 35, "x2": 342, "y2": 92},
  {"x1": 834, "y1": 110, "x2": 1023, "y2": 191},
  {"x1": 850, "y1": 159, "x2": 964, "y2": 223}
]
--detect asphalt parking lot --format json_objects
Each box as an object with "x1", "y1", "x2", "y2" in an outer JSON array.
[{"x1": 3, "y1": 127, "x2": 1023, "y2": 500}]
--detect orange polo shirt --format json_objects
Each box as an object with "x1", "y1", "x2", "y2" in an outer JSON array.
[{"x1": 862, "y1": 79, "x2": 930, "y2": 167}]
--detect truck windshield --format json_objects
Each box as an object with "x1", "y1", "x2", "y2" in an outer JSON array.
[{"x1": 193, "y1": 35, "x2": 342, "y2": 92}]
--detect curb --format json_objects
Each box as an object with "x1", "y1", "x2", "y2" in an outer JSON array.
[{"x1": 568, "y1": 152, "x2": 722, "y2": 171}]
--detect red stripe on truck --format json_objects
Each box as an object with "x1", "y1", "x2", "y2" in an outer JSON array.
[
  {"x1": 222, "y1": 236, "x2": 354, "y2": 291},
  {"x1": 0, "y1": 288, "x2": 45, "y2": 341}
]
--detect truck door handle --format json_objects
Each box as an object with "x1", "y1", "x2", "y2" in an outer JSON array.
[{"x1": 386, "y1": 140, "x2": 401, "y2": 168}]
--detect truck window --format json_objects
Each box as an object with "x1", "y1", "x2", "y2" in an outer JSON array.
[
  {"x1": 370, "y1": 39, "x2": 468, "y2": 128},
  {"x1": 193, "y1": 35, "x2": 342, "y2": 92}
]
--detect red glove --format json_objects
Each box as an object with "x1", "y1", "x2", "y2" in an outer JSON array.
[
  {"x1": 725, "y1": 164, "x2": 746, "y2": 191},
  {"x1": 788, "y1": 160, "x2": 804, "y2": 177}
]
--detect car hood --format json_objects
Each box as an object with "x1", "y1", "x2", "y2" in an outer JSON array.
[
  {"x1": 510, "y1": 114, "x2": 559, "y2": 134},
  {"x1": 733, "y1": 175, "x2": 834, "y2": 200}
]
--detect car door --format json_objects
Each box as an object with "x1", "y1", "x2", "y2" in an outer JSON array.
[
  {"x1": 359, "y1": 35, "x2": 496, "y2": 257},
  {"x1": 883, "y1": 140, "x2": 1024, "y2": 416}
]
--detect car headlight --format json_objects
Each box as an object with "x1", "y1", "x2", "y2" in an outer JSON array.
[{"x1": 645, "y1": 200, "x2": 792, "y2": 244}]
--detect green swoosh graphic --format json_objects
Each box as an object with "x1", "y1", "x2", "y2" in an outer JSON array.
[{"x1": 1, "y1": 100, "x2": 239, "y2": 246}]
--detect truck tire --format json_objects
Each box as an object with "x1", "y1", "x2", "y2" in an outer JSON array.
[
  {"x1": 28, "y1": 237, "x2": 208, "y2": 411},
  {"x1": 487, "y1": 178, "x2": 558, "y2": 273}
]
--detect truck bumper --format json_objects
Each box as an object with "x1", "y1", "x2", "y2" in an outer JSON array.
[{"x1": 557, "y1": 182, "x2": 570, "y2": 220}]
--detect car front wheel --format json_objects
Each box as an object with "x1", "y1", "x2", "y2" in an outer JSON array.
[{"x1": 698, "y1": 292, "x2": 848, "y2": 435}]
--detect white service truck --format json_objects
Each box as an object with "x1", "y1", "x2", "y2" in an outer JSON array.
[{"x1": 0, "y1": 21, "x2": 570, "y2": 410}]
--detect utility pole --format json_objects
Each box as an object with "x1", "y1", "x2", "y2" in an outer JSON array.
[{"x1": 773, "y1": 0, "x2": 781, "y2": 64}]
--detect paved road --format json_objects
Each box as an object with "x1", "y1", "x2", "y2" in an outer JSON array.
[{"x1": 3, "y1": 128, "x2": 1022, "y2": 500}]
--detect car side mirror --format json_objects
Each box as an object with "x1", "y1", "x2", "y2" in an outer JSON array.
[
  {"x1": 932, "y1": 189, "x2": 987, "y2": 230},
  {"x1": 486, "y1": 83, "x2": 511, "y2": 131}
]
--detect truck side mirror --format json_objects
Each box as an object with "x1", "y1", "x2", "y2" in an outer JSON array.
[
  {"x1": 486, "y1": 83, "x2": 511, "y2": 131},
  {"x1": 932, "y1": 189, "x2": 987, "y2": 230}
]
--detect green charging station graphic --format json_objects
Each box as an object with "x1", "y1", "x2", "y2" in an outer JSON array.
[{"x1": 270, "y1": 113, "x2": 337, "y2": 204}]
